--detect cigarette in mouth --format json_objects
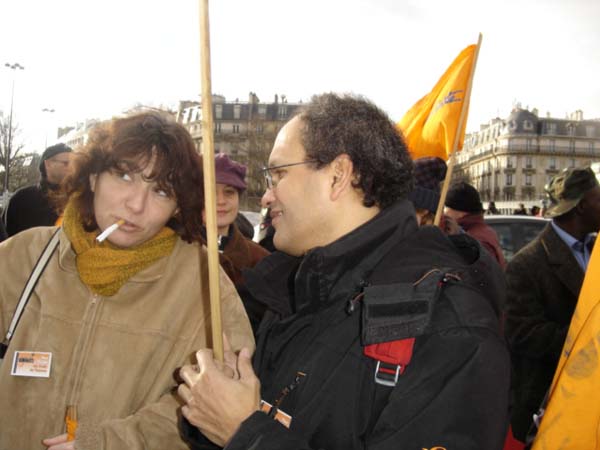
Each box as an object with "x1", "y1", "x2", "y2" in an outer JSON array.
[{"x1": 96, "y1": 219, "x2": 126, "y2": 242}]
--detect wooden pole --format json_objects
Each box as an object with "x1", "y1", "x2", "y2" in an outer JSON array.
[
  {"x1": 199, "y1": 0, "x2": 223, "y2": 362},
  {"x1": 434, "y1": 33, "x2": 483, "y2": 226}
]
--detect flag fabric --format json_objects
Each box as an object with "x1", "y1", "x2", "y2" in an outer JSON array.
[
  {"x1": 531, "y1": 239, "x2": 600, "y2": 450},
  {"x1": 398, "y1": 44, "x2": 476, "y2": 160}
]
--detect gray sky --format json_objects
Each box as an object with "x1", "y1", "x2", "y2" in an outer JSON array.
[{"x1": 2, "y1": 0, "x2": 599, "y2": 153}]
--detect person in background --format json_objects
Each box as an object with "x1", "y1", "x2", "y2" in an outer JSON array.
[
  {"x1": 0, "y1": 112, "x2": 253, "y2": 450},
  {"x1": 487, "y1": 200, "x2": 500, "y2": 215},
  {"x1": 504, "y1": 166, "x2": 600, "y2": 443},
  {"x1": 407, "y1": 156, "x2": 447, "y2": 225},
  {"x1": 530, "y1": 205, "x2": 541, "y2": 217},
  {"x1": 177, "y1": 93, "x2": 509, "y2": 450},
  {"x1": 513, "y1": 203, "x2": 528, "y2": 215},
  {"x1": 0, "y1": 212, "x2": 7, "y2": 242},
  {"x1": 4, "y1": 143, "x2": 72, "y2": 236},
  {"x1": 203, "y1": 153, "x2": 270, "y2": 332},
  {"x1": 445, "y1": 181, "x2": 506, "y2": 268}
]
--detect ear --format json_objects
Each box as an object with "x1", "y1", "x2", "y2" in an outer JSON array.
[
  {"x1": 329, "y1": 154, "x2": 355, "y2": 202},
  {"x1": 89, "y1": 174, "x2": 97, "y2": 193}
]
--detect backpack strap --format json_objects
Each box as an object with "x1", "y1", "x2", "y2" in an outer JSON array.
[
  {"x1": 361, "y1": 268, "x2": 458, "y2": 387},
  {"x1": 0, "y1": 228, "x2": 61, "y2": 360}
]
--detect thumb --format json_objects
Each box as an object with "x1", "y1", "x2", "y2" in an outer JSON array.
[{"x1": 237, "y1": 347, "x2": 255, "y2": 380}]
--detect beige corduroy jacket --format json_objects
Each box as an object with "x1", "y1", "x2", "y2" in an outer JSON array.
[{"x1": 0, "y1": 226, "x2": 254, "y2": 450}]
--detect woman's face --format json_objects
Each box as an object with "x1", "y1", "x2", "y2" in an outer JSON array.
[
  {"x1": 90, "y1": 159, "x2": 178, "y2": 248},
  {"x1": 203, "y1": 183, "x2": 240, "y2": 235}
]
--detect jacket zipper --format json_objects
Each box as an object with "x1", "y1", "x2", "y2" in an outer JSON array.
[{"x1": 67, "y1": 293, "x2": 102, "y2": 406}]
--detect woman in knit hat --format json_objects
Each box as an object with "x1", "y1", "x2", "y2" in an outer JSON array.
[
  {"x1": 0, "y1": 112, "x2": 253, "y2": 450},
  {"x1": 203, "y1": 153, "x2": 270, "y2": 332}
]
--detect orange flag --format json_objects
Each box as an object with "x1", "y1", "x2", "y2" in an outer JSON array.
[
  {"x1": 398, "y1": 44, "x2": 476, "y2": 160},
  {"x1": 531, "y1": 240, "x2": 600, "y2": 449}
]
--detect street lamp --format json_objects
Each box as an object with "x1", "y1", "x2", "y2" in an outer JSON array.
[
  {"x1": 42, "y1": 108, "x2": 56, "y2": 148},
  {"x1": 3, "y1": 62, "x2": 25, "y2": 193}
]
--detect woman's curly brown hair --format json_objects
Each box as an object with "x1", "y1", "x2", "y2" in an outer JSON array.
[
  {"x1": 298, "y1": 93, "x2": 413, "y2": 209},
  {"x1": 58, "y1": 112, "x2": 205, "y2": 243}
]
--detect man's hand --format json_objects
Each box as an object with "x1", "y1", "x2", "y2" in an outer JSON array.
[
  {"x1": 42, "y1": 434, "x2": 75, "y2": 450},
  {"x1": 178, "y1": 347, "x2": 261, "y2": 446}
]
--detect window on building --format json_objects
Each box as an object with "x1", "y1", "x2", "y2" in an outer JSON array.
[
  {"x1": 258, "y1": 105, "x2": 267, "y2": 116},
  {"x1": 525, "y1": 174, "x2": 532, "y2": 186},
  {"x1": 526, "y1": 139, "x2": 532, "y2": 151},
  {"x1": 526, "y1": 156, "x2": 533, "y2": 168},
  {"x1": 569, "y1": 140, "x2": 576, "y2": 152},
  {"x1": 546, "y1": 122, "x2": 557, "y2": 134},
  {"x1": 233, "y1": 104, "x2": 241, "y2": 120},
  {"x1": 506, "y1": 157, "x2": 513, "y2": 168},
  {"x1": 586, "y1": 125, "x2": 596, "y2": 138},
  {"x1": 215, "y1": 105, "x2": 222, "y2": 119},
  {"x1": 506, "y1": 173, "x2": 513, "y2": 185},
  {"x1": 569, "y1": 158, "x2": 576, "y2": 168},
  {"x1": 233, "y1": 124, "x2": 240, "y2": 133},
  {"x1": 590, "y1": 142, "x2": 595, "y2": 154},
  {"x1": 549, "y1": 139, "x2": 556, "y2": 152},
  {"x1": 523, "y1": 120, "x2": 533, "y2": 131},
  {"x1": 278, "y1": 105, "x2": 288, "y2": 119},
  {"x1": 214, "y1": 123, "x2": 222, "y2": 133},
  {"x1": 549, "y1": 157, "x2": 556, "y2": 169},
  {"x1": 256, "y1": 124, "x2": 264, "y2": 134}
]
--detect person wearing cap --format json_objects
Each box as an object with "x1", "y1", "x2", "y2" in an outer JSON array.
[
  {"x1": 504, "y1": 166, "x2": 600, "y2": 442},
  {"x1": 4, "y1": 143, "x2": 72, "y2": 237},
  {"x1": 444, "y1": 181, "x2": 506, "y2": 268},
  {"x1": 203, "y1": 153, "x2": 270, "y2": 332},
  {"x1": 408, "y1": 156, "x2": 447, "y2": 225}
]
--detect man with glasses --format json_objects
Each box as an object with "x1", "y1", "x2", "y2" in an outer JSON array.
[
  {"x1": 178, "y1": 93, "x2": 509, "y2": 450},
  {"x1": 4, "y1": 143, "x2": 72, "y2": 236}
]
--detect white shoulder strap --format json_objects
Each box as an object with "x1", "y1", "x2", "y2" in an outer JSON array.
[{"x1": 0, "y1": 229, "x2": 61, "y2": 358}]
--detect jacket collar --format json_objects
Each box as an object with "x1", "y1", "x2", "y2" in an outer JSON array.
[
  {"x1": 293, "y1": 200, "x2": 418, "y2": 312},
  {"x1": 58, "y1": 228, "x2": 174, "y2": 284},
  {"x1": 540, "y1": 223, "x2": 585, "y2": 297}
]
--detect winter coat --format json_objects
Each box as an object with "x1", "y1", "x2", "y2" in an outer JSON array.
[
  {"x1": 182, "y1": 200, "x2": 510, "y2": 450},
  {"x1": 457, "y1": 212, "x2": 506, "y2": 268},
  {"x1": 0, "y1": 227, "x2": 254, "y2": 450},
  {"x1": 5, "y1": 181, "x2": 59, "y2": 236},
  {"x1": 504, "y1": 223, "x2": 591, "y2": 441}
]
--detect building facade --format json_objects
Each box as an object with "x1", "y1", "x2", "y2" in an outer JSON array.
[
  {"x1": 177, "y1": 92, "x2": 302, "y2": 209},
  {"x1": 454, "y1": 107, "x2": 600, "y2": 211}
]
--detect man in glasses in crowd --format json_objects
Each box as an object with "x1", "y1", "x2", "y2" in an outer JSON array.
[
  {"x1": 178, "y1": 93, "x2": 510, "y2": 450},
  {"x1": 4, "y1": 143, "x2": 72, "y2": 236}
]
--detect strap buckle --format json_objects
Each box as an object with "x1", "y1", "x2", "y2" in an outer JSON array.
[{"x1": 374, "y1": 360, "x2": 401, "y2": 387}]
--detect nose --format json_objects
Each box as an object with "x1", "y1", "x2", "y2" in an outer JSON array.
[
  {"x1": 216, "y1": 189, "x2": 226, "y2": 205},
  {"x1": 261, "y1": 188, "x2": 275, "y2": 209},
  {"x1": 125, "y1": 184, "x2": 149, "y2": 214}
]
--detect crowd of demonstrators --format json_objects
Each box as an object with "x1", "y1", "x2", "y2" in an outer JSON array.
[
  {"x1": 504, "y1": 166, "x2": 600, "y2": 443},
  {"x1": 443, "y1": 181, "x2": 507, "y2": 268},
  {"x1": 177, "y1": 93, "x2": 510, "y2": 450},
  {"x1": 3, "y1": 143, "x2": 72, "y2": 236},
  {"x1": 0, "y1": 112, "x2": 254, "y2": 450},
  {"x1": 202, "y1": 153, "x2": 270, "y2": 332}
]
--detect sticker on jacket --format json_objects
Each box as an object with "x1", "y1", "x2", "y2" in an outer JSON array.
[{"x1": 11, "y1": 351, "x2": 52, "y2": 378}]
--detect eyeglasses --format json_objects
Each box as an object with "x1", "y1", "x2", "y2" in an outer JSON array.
[{"x1": 261, "y1": 160, "x2": 318, "y2": 190}]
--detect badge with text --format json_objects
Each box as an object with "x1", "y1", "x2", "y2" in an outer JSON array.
[{"x1": 11, "y1": 351, "x2": 52, "y2": 378}]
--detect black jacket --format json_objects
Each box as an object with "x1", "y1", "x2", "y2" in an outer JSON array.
[
  {"x1": 5, "y1": 181, "x2": 59, "y2": 236},
  {"x1": 504, "y1": 223, "x2": 591, "y2": 441},
  {"x1": 183, "y1": 201, "x2": 510, "y2": 450}
]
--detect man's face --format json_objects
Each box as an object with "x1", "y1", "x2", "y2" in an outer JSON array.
[
  {"x1": 90, "y1": 158, "x2": 178, "y2": 248},
  {"x1": 580, "y1": 185, "x2": 600, "y2": 233},
  {"x1": 261, "y1": 117, "x2": 330, "y2": 256},
  {"x1": 44, "y1": 152, "x2": 72, "y2": 184}
]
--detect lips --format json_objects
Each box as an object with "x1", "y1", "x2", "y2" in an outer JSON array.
[{"x1": 270, "y1": 210, "x2": 283, "y2": 226}]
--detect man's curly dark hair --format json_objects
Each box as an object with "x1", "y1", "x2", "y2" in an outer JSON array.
[{"x1": 297, "y1": 93, "x2": 413, "y2": 209}]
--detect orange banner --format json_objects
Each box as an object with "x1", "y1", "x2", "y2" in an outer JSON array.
[
  {"x1": 398, "y1": 44, "x2": 476, "y2": 160},
  {"x1": 532, "y1": 240, "x2": 600, "y2": 449}
]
